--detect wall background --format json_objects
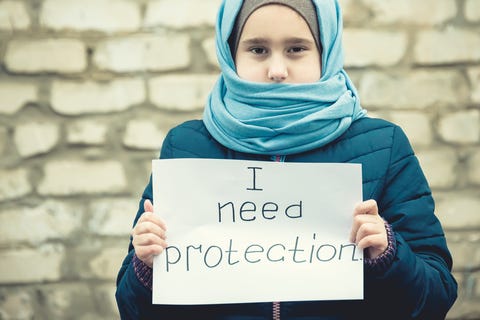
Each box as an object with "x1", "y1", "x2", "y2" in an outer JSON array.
[{"x1": 0, "y1": 0, "x2": 479, "y2": 319}]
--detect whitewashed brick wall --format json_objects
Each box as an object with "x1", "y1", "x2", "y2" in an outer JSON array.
[{"x1": 0, "y1": 0, "x2": 478, "y2": 319}]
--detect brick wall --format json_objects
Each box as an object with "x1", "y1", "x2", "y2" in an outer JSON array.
[{"x1": 0, "y1": 0, "x2": 478, "y2": 318}]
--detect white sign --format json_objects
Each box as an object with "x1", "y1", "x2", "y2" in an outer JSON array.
[{"x1": 152, "y1": 159, "x2": 363, "y2": 305}]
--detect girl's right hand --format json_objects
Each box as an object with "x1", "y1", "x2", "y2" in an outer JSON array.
[{"x1": 131, "y1": 199, "x2": 168, "y2": 268}]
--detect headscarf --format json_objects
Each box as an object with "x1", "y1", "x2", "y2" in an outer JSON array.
[{"x1": 202, "y1": 0, "x2": 367, "y2": 155}]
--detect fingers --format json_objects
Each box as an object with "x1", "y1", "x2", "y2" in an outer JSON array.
[
  {"x1": 135, "y1": 210, "x2": 167, "y2": 231},
  {"x1": 144, "y1": 199, "x2": 154, "y2": 213},
  {"x1": 353, "y1": 199, "x2": 378, "y2": 216},
  {"x1": 132, "y1": 233, "x2": 168, "y2": 251},
  {"x1": 142, "y1": 199, "x2": 166, "y2": 229},
  {"x1": 132, "y1": 211, "x2": 168, "y2": 246},
  {"x1": 353, "y1": 221, "x2": 386, "y2": 249},
  {"x1": 350, "y1": 199, "x2": 388, "y2": 258},
  {"x1": 134, "y1": 241, "x2": 166, "y2": 268},
  {"x1": 131, "y1": 199, "x2": 169, "y2": 267},
  {"x1": 350, "y1": 212, "x2": 381, "y2": 243},
  {"x1": 350, "y1": 199, "x2": 379, "y2": 242},
  {"x1": 133, "y1": 220, "x2": 166, "y2": 238},
  {"x1": 357, "y1": 234, "x2": 387, "y2": 254},
  {"x1": 132, "y1": 217, "x2": 168, "y2": 267}
]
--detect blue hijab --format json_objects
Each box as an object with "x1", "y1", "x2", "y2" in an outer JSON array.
[{"x1": 202, "y1": 0, "x2": 366, "y2": 155}]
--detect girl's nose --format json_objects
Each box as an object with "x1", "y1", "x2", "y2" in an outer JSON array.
[{"x1": 267, "y1": 56, "x2": 288, "y2": 82}]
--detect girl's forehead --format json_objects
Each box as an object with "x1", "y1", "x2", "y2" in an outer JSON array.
[
  {"x1": 239, "y1": 5, "x2": 317, "y2": 41},
  {"x1": 229, "y1": 1, "x2": 321, "y2": 56}
]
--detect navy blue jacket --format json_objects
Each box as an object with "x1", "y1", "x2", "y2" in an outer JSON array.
[{"x1": 116, "y1": 117, "x2": 457, "y2": 319}]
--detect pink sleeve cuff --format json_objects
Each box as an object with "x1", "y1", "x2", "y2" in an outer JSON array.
[
  {"x1": 132, "y1": 254, "x2": 153, "y2": 291},
  {"x1": 364, "y1": 221, "x2": 397, "y2": 274}
]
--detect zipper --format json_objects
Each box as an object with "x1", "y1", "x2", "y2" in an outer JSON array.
[
  {"x1": 272, "y1": 155, "x2": 286, "y2": 162},
  {"x1": 273, "y1": 301, "x2": 281, "y2": 320},
  {"x1": 271, "y1": 154, "x2": 285, "y2": 320}
]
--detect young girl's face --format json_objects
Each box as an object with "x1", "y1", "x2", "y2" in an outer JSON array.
[{"x1": 235, "y1": 4, "x2": 321, "y2": 84}]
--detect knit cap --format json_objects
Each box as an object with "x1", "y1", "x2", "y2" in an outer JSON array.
[{"x1": 228, "y1": 0, "x2": 321, "y2": 57}]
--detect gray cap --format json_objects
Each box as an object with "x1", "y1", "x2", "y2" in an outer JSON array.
[{"x1": 228, "y1": 0, "x2": 321, "y2": 57}]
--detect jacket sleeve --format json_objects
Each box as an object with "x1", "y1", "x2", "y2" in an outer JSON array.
[
  {"x1": 115, "y1": 125, "x2": 231, "y2": 319},
  {"x1": 115, "y1": 178, "x2": 155, "y2": 319},
  {"x1": 115, "y1": 131, "x2": 176, "y2": 320},
  {"x1": 370, "y1": 125, "x2": 457, "y2": 319}
]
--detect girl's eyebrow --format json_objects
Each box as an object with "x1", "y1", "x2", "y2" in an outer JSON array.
[
  {"x1": 284, "y1": 37, "x2": 316, "y2": 45},
  {"x1": 240, "y1": 37, "x2": 269, "y2": 46},
  {"x1": 240, "y1": 37, "x2": 315, "y2": 46}
]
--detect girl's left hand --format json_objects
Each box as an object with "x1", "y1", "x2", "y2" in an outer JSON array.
[{"x1": 349, "y1": 199, "x2": 388, "y2": 259}]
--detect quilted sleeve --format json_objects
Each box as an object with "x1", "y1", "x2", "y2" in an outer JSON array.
[
  {"x1": 115, "y1": 125, "x2": 175, "y2": 319},
  {"x1": 115, "y1": 177, "x2": 155, "y2": 319},
  {"x1": 115, "y1": 125, "x2": 218, "y2": 319},
  {"x1": 369, "y1": 125, "x2": 458, "y2": 319}
]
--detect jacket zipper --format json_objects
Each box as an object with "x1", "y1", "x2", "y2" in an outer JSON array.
[
  {"x1": 271, "y1": 155, "x2": 285, "y2": 320},
  {"x1": 273, "y1": 301, "x2": 281, "y2": 320},
  {"x1": 273, "y1": 155, "x2": 286, "y2": 162}
]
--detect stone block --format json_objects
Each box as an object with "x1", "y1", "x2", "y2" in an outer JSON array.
[
  {"x1": 465, "y1": 0, "x2": 480, "y2": 22},
  {"x1": 202, "y1": 37, "x2": 218, "y2": 68},
  {"x1": 447, "y1": 271, "x2": 480, "y2": 319},
  {"x1": 0, "y1": 1, "x2": 31, "y2": 31},
  {"x1": 89, "y1": 247, "x2": 126, "y2": 280},
  {"x1": 387, "y1": 112, "x2": 433, "y2": 146},
  {"x1": 40, "y1": 0, "x2": 141, "y2": 32},
  {"x1": 144, "y1": 0, "x2": 221, "y2": 28},
  {"x1": 123, "y1": 119, "x2": 165, "y2": 150},
  {"x1": 67, "y1": 121, "x2": 108, "y2": 145},
  {"x1": 417, "y1": 148, "x2": 458, "y2": 189},
  {"x1": 37, "y1": 160, "x2": 127, "y2": 196},
  {"x1": 447, "y1": 298, "x2": 480, "y2": 320},
  {"x1": 94, "y1": 34, "x2": 190, "y2": 72},
  {"x1": 474, "y1": 272, "x2": 480, "y2": 299},
  {"x1": 0, "y1": 127, "x2": 6, "y2": 156},
  {"x1": 435, "y1": 192, "x2": 480, "y2": 229},
  {"x1": 0, "y1": 291, "x2": 34, "y2": 320},
  {"x1": 0, "y1": 82, "x2": 37, "y2": 115},
  {"x1": 344, "y1": 29, "x2": 407, "y2": 67},
  {"x1": 467, "y1": 67, "x2": 480, "y2": 104},
  {"x1": 51, "y1": 79, "x2": 145, "y2": 115},
  {"x1": 0, "y1": 245, "x2": 64, "y2": 284},
  {"x1": 149, "y1": 74, "x2": 218, "y2": 111},
  {"x1": 338, "y1": 0, "x2": 370, "y2": 24},
  {"x1": 438, "y1": 110, "x2": 480, "y2": 144},
  {"x1": 448, "y1": 241, "x2": 480, "y2": 271},
  {"x1": 88, "y1": 198, "x2": 138, "y2": 236},
  {"x1": 5, "y1": 39, "x2": 86, "y2": 74},
  {"x1": 0, "y1": 201, "x2": 83, "y2": 245},
  {"x1": 362, "y1": 0, "x2": 457, "y2": 26},
  {"x1": 466, "y1": 149, "x2": 480, "y2": 186},
  {"x1": 0, "y1": 168, "x2": 31, "y2": 202},
  {"x1": 359, "y1": 71, "x2": 469, "y2": 109},
  {"x1": 14, "y1": 122, "x2": 59, "y2": 158},
  {"x1": 38, "y1": 284, "x2": 97, "y2": 320},
  {"x1": 414, "y1": 28, "x2": 480, "y2": 65},
  {"x1": 92, "y1": 284, "x2": 119, "y2": 317}
]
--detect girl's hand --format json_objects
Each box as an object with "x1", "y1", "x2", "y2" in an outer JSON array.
[
  {"x1": 131, "y1": 199, "x2": 168, "y2": 267},
  {"x1": 349, "y1": 199, "x2": 388, "y2": 259}
]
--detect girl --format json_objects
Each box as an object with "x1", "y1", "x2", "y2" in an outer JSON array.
[{"x1": 116, "y1": 1, "x2": 457, "y2": 319}]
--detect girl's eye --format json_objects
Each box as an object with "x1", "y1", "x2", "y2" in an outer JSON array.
[
  {"x1": 288, "y1": 46, "x2": 306, "y2": 54},
  {"x1": 250, "y1": 47, "x2": 268, "y2": 55}
]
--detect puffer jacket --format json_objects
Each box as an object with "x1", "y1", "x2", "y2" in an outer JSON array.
[{"x1": 116, "y1": 117, "x2": 457, "y2": 320}]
